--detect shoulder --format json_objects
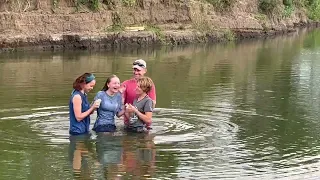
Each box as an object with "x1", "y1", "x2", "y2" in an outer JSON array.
[
  {"x1": 115, "y1": 92, "x2": 122, "y2": 99},
  {"x1": 144, "y1": 97, "x2": 154, "y2": 111},
  {"x1": 122, "y1": 79, "x2": 136, "y2": 86},
  {"x1": 151, "y1": 79, "x2": 156, "y2": 89},
  {"x1": 72, "y1": 94, "x2": 82, "y2": 102},
  {"x1": 151, "y1": 83, "x2": 156, "y2": 91},
  {"x1": 71, "y1": 90, "x2": 81, "y2": 98},
  {"x1": 141, "y1": 96, "x2": 153, "y2": 105},
  {"x1": 122, "y1": 79, "x2": 132, "y2": 84},
  {"x1": 96, "y1": 91, "x2": 104, "y2": 96},
  {"x1": 122, "y1": 79, "x2": 129, "y2": 84},
  {"x1": 146, "y1": 96, "x2": 153, "y2": 103}
]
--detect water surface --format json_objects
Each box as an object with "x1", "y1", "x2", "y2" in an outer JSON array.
[{"x1": 1, "y1": 28, "x2": 320, "y2": 179}]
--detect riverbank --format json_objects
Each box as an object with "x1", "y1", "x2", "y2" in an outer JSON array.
[
  {"x1": 0, "y1": 0, "x2": 319, "y2": 52},
  {"x1": 1, "y1": 23, "x2": 319, "y2": 52}
]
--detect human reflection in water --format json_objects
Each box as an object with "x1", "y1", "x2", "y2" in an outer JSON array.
[
  {"x1": 121, "y1": 132, "x2": 156, "y2": 179},
  {"x1": 68, "y1": 134, "x2": 94, "y2": 180},
  {"x1": 95, "y1": 132, "x2": 124, "y2": 179}
]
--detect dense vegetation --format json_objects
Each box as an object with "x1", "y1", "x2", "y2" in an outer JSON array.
[
  {"x1": 88, "y1": 0, "x2": 320, "y2": 20},
  {"x1": 257, "y1": 0, "x2": 320, "y2": 20},
  {"x1": 1, "y1": 0, "x2": 319, "y2": 20},
  {"x1": 204, "y1": 0, "x2": 320, "y2": 20}
]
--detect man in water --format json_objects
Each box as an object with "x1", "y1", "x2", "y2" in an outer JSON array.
[{"x1": 121, "y1": 59, "x2": 156, "y2": 128}]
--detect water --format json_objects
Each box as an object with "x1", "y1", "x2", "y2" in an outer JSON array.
[{"x1": 1, "y1": 28, "x2": 320, "y2": 180}]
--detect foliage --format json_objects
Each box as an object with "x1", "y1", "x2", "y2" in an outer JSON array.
[
  {"x1": 74, "y1": 0, "x2": 100, "y2": 11},
  {"x1": 106, "y1": 12, "x2": 125, "y2": 32},
  {"x1": 306, "y1": 0, "x2": 320, "y2": 20},
  {"x1": 122, "y1": 0, "x2": 136, "y2": 6},
  {"x1": 283, "y1": 0, "x2": 293, "y2": 6},
  {"x1": 258, "y1": 0, "x2": 320, "y2": 20},
  {"x1": 205, "y1": 0, "x2": 236, "y2": 11},
  {"x1": 258, "y1": 0, "x2": 278, "y2": 14},
  {"x1": 223, "y1": 29, "x2": 235, "y2": 41},
  {"x1": 283, "y1": 3, "x2": 294, "y2": 17},
  {"x1": 145, "y1": 25, "x2": 166, "y2": 43}
]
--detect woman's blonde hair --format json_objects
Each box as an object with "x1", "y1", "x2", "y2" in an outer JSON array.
[{"x1": 137, "y1": 76, "x2": 154, "y2": 93}]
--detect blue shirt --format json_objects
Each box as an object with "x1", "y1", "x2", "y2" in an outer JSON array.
[
  {"x1": 69, "y1": 90, "x2": 91, "y2": 135},
  {"x1": 93, "y1": 91, "x2": 122, "y2": 131}
]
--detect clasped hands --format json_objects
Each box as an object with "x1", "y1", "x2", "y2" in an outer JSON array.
[{"x1": 125, "y1": 103, "x2": 137, "y2": 113}]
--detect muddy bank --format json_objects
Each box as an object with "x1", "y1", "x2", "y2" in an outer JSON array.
[
  {"x1": 0, "y1": 23, "x2": 319, "y2": 52},
  {"x1": 0, "y1": 0, "x2": 319, "y2": 52}
]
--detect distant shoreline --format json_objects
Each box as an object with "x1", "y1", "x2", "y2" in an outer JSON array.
[{"x1": 1, "y1": 22, "x2": 319, "y2": 53}]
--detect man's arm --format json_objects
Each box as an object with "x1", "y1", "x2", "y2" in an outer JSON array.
[
  {"x1": 120, "y1": 82, "x2": 127, "y2": 105},
  {"x1": 148, "y1": 83, "x2": 156, "y2": 108}
]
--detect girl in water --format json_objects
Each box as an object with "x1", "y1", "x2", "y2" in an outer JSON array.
[
  {"x1": 125, "y1": 76, "x2": 154, "y2": 133},
  {"x1": 93, "y1": 75, "x2": 125, "y2": 133},
  {"x1": 69, "y1": 73, "x2": 100, "y2": 135}
]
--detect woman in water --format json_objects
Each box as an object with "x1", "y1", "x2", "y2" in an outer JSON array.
[
  {"x1": 69, "y1": 73, "x2": 100, "y2": 135},
  {"x1": 93, "y1": 75, "x2": 125, "y2": 133},
  {"x1": 125, "y1": 76, "x2": 154, "y2": 133}
]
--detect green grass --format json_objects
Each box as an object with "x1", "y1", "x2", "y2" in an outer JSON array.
[
  {"x1": 307, "y1": 0, "x2": 320, "y2": 20},
  {"x1": 145, "y1": 25, "x2": 166, "y2": 43}
]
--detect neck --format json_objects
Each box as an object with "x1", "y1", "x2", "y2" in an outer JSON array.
[
  {"x1": 106, "y1": 89, "x2": 115, "y2": 96},
  {"x1": 80, "y1": 89, "x2": 85, "y2": 94},
  {"x1": 138, "y1": 92, "x2": 147, "y2": 99}
]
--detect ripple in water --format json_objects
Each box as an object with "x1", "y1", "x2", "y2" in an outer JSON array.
[{"x1": 1, "y1": 106, "x2": 320, "y2": 179}]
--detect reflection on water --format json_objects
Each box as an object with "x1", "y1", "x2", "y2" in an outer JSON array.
[
  {"x1": 68, "y1": 133, "x2": 156, "y2": 180},
  {"x1": 69, "y1": 135, "x2": 93, "y2": 179},
  {"x1": 1, "y1": 28, "x2": 320, "y2": 179}
]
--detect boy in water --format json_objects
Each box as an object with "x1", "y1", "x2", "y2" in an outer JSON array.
[{"x1": 124, "y1": 76, "x2": 154, "y2": 132}]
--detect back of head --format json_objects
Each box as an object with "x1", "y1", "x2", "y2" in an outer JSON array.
[{"x1": 137, "y1": 76, "x2": 154, "y2": 93}]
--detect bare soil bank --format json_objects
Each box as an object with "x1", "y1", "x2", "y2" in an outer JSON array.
[{"x1": 0, "y1": 0, "x2": 319, "y2": 51}]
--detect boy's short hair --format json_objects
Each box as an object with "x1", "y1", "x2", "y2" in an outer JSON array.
[{"x1": 137, "y1": 76, "x2": 154, "y2": 93}]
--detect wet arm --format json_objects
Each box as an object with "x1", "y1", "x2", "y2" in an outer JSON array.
[
  {"x1": 116, "y1": 95, "x2": 125, "y2": 117},
  {"x1": 134, "y1": 110, "x2": 152, "y2": 124},
  {"x1": 73, "y1": 95, "x2": 95, "y2": 122},
  {"x1": 116, "y1": 105, "x2": 125, "y2": 117},
  {"x1": 124, "y1": 110, "x2": 132, "y2": 120}
]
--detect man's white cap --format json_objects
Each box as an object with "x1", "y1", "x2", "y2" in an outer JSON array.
[{"x1": 132, "y1": 59, "x2": 147, "y2": 70}]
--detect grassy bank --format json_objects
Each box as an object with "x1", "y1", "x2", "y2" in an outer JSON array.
[
  {"x1": 2, "y1": 0, "x2": 319, "y2": 21},
  {"x1": 0, "y1": 0, "x2": 319, "y2": 51},
  {"x1": 257, "y1": 0, "x2": 320, "y2": 20}
]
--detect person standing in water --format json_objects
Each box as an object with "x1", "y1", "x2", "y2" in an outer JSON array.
[
  {"x1": 125, "y1": 76, "x2": 154, "y2": 132},
  {"x1": 92, "y1": 75, "x2": 125, "y2": 133},
  {"x1": 69, "y1": 73, "x2": 100, "y2": 135},
  {"x1": 121, "y1": 59, "x2": 156, "y2": 128}
]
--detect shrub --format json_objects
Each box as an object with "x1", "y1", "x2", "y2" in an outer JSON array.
[
  {"x1": 258, "y1": 0, "x2": 278, "y2": 14},
  {"x1": 283, "y1": 0, "x2": 293, "y2": 6},
  {"x1": 206, "y1": 0, "x2": 236, "y2": 11},
  {"x1": 307, "y1": 0, "x2": 320, "y2": 20}
]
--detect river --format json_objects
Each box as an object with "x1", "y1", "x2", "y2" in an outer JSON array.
[{"x1": 0, "y1": 28, "x2": 320, "y2": 180}]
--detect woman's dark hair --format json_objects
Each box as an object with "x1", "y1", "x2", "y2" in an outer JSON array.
[
  {"x1": 73, "y1": 73, "x2": 95, "y2": 91},
  {"x1": 101, "y1": 75, "x2": 118, "y2": 91}
]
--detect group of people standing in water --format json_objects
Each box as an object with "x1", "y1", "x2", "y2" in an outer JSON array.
[{"x1": 68, "y1": 59, "x2": 156, "y2": 135}]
